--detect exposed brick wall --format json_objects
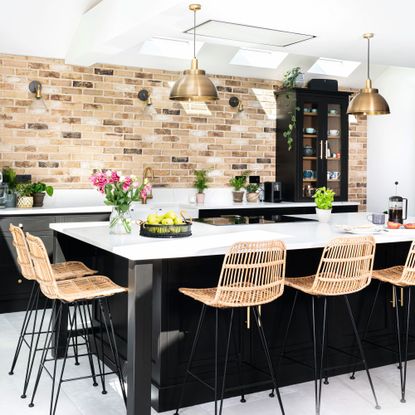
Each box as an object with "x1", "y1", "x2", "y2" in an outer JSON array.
[{"x1": 0, "y1": 53, "x2": 367, "y2": 207}]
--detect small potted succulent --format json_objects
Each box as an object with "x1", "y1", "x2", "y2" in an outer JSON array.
[
  {"x1": 245, "y1": 183, "x2": 260, "y2": 203},
  {"x1": 31, "y1": 182, "x2": 54, "y2": 207},
  {"x1": 3, "y1": 167, "x2": 17, "y2": 208},
  {"x1": 229, "y1": 172, "x2": 249, "y2": 203},
  {"x1": 313, "y1": 186, "x2": 335, "y2": 223},
  {"x1": 16, "y1": 183, "x2": 34, "y2": 208},
  {"x1": 193, "y1": 169, "x2": 210, "y2": 204}
]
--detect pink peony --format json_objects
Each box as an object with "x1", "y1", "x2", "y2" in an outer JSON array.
[{"x1": 122, "y1": 176, "x2": 132, "y2": 191}]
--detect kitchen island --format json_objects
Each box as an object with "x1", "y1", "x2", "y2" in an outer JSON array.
[{"x1": 50, "y1": 213, "x2": 415, "y2": 415}]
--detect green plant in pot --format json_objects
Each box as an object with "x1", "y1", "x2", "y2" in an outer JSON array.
[
  {"x1": 3, "y1": 167, "x2": 17, "y2": 208},
  {"x1": 16, "y1": 183, "x2": 34, "y2": 209},
  {"x1": 245, "y1": 183, "x2": 260, "y2": 203},
  {"x1": 31, "y1": 182, "x2": 54, "y2": 207},
  {"x1": 229, "y1": 171, "x2": 249, "y2": 203},
  {"x1": 193, "y1": 169, "x2": 210, "y2": 204},
  {"x1": 313, "y1": 186, "x2": 335, "y2": 222}
]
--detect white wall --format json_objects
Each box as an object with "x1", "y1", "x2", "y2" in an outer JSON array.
[{"x1": 367, "y1": 67, "x2": 415, "y2": 216}]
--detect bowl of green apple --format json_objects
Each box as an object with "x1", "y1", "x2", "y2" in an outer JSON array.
[{"x1": 139, "y1": 210, "x2": 192, "y2": 238}]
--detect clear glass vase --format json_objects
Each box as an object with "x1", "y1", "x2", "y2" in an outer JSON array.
[{"x1": 109, "y1": 207, "x2": 132, "y2": 234}]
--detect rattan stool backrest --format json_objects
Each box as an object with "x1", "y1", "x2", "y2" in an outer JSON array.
[
  {"x1": 26, "y1": 232, "x2": 59, "y2": 299},
  {"x1": 312, "y1": 235, "x2": 376, "y2": 296},
  {"x1": 400, "y1": 239, "x2": 415, "y2": 285},
  {"x1": 9, "y1": 224, "x2": 37, "y2": 281},
  {"x1": 213, "y1": 240, "x2": 286, "y2": 307}
]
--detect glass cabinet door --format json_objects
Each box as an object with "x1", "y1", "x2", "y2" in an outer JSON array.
[
  {"x1": 301, "y1": 101, "x2": 320, "y2": 199},
  {"x1": 325, "y1": 103, "x2": 344, "y2": 199}
]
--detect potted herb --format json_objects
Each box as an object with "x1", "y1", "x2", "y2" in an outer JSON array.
[
  {"x1": 31, "y1": 182, "x2": 54, "y2": 207},
  {"x1": 16, "y1": 183, "x2": 34, "y2": 209},
  {"x1": 313, "y1": 187, "x2": 335, "y2": 222},
  {"x1": 193, "y1": 169, "x2": 210, "y2": 204},
  {"x1": 245, "y1": 183, "x2": 260, "y2": 203},
  {"x1": 229, "y1": 172, "x2": 249, "y2": 203},
  {"x1": 3, "y1": 167, "x2": 17, "y2": 208},
  {"x1": 282, "y1": 66, "x2": 304, "y2": 89}
]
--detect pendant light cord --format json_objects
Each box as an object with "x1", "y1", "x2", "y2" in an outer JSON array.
[
  {"x1": 367, "y1": 36, "x2": 371, "y2": 81},
  {"x1": 193, "y1": 8, "x2": 196, "y2": 58}
]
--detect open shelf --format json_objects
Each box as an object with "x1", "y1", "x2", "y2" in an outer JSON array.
[
  {"x1": 328, "y1": 136, "x2": 341, "y2": 139},
  {"x1": 303, "y1": 156, "x2": 317, "y2": 160},
  {"x1": 303, "y1": 134, "x2": 318, "y2": 138},
  {"x1": 303, "y1": 113, "x2": 318, "y2": 116},
  {"x1": 303, "y1": 179, "x2": 317, "y2": 182},
  {"x1": 327, "y1": 157, "x2": 341, "y2": 161}
]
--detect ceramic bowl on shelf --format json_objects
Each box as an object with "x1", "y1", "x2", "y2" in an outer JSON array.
[
  {"x1": 329, "y1": 129, "x2": 339, "y2": 136},
  {"x1": 305, "y1": 127, "x2": 316, "y2": 134},
  {"x1": 329, "y1": 109, "x2": 337, "y2": 115},
  {"x1": 303, "y1": 145, "x2": 315, "y2": 156},
  {"x1": 311, "y1": 108, "x2": 318, "y2": 113},
  {"x1": 304, "y1": 108, "x2": 310, "y2": 113}
]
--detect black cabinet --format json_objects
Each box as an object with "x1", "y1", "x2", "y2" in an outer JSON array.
[
  {"x1": 0, "y1": 212, "x2": 109, "y2": 313},
  {"x1": 275, "y1": 88, "x2": 351, "y2": 202}
]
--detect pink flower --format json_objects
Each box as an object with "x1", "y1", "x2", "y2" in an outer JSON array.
[
  {"x1": 122, "y1": 176, "x2": 132, "y2": 191},
  {"x1": 89, "y1": 172, "x2": 108, "y2": 193},
  {"x1": 108, "y1": 170, "x2": 120, "y2": 184}
]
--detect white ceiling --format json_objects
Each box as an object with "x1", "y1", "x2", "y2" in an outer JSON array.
[{"x1": 1, "y1": 0, "x2": 414, "y2": 87}]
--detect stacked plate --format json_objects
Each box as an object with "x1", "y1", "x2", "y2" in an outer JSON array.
[{"x1": 335, "y1": 224, "x2": 385, "y2": 235}]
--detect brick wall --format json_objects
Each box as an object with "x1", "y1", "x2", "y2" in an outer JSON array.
[{"x1": 0, "y1": 53, "x2": 367, "y2": 207}]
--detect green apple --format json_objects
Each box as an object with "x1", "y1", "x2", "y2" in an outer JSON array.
[
  {"x1": 147, "y1": 213, "x2": 160, "y2": 224},
  {"x1": 161, "y1": 218, "x2": 174, "y2": 225},
  {"x1": 163, "y1": 210, "x2": 177, "y2": 220}
]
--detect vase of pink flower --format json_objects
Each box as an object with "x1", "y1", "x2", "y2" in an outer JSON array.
[{"x1": 90, "y1": 170, "x2": 152, "y2": 234}]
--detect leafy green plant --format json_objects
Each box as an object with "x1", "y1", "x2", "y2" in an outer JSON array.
[
  {"x1": 283, "y1": 106, "x2": 300, "y2": 151},
  {"x1": 229, "y1": 171, "x2": 250, "y2": 191},
  {"x1": 313, "y1": 187, "x2": 335, "y2": 210},
  {"x1": 16, "y1": 183, "x2": 33, "y2": 197},
  {"x1": 282, "y1": 67, "x2": 302, "y2": 89},
  {"x1": 245, "y1": 183, "x2": 259, "y2": 193},
  {"x1": 193, "y1": 169, "x2": 210, "y2": 193},
  {"x1": 3, "y1": 167, "x2": 17, "y2": 191},
  {"x1": 31, "y1": 182, "x2": 54, "y2": 196}
]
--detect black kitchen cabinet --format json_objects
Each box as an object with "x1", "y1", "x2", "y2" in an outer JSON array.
[
  {"x1": 275, "y1": 88, "x2": 351, "y2": 202},
  {"x1": 0, "y1": 212, "x2": 109, "y2": 313}
]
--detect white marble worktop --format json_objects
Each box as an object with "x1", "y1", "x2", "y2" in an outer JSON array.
[{"x1": 50, "y1": 213, "x2": 415, "y2": 262}]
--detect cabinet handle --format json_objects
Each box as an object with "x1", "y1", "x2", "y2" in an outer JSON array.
[
  {"x1": 320, "y1": 140, "x2": 323, "y2": 160},
  {"x1": 17, "y1": 279, "x2": 22, "y2": 284},
  {"x1": 400, "y1": 287, "x2": 404, "y2": 307},
  {"x1": 325, "y1": 140, "x2": 329, "y2": 158},
  {"x1": 391, "y1": 287, "x2": 396, "y2": 308},
  {"x1": 246, "y1": 306, "x2": 250, "y2": 329}
]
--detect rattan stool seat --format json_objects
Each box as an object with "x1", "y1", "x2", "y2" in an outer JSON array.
[
  {"x1": 285, "y1": 276, "x2": 315, "y2": 294},
  {"x1": 372, "y1": 266, "x2": 406, "y2": 286},
  {"x1": 52, "y1": 261, "x2": 97, "y2": 281}
]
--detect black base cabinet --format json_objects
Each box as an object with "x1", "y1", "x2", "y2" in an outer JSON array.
[
  {"x1": 55, "y1": 234, "x2": 413, "y2": 412},
  {"x1": 0, "y1": 213, "x2": 109, "y2": 313}
]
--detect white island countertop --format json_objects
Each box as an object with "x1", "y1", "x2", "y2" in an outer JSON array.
[{"x1": 50, "y1": 213, "x2": 415, "y2": 262}]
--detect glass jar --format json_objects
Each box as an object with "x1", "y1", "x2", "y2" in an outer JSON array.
[{"x1": 109, "y1": 207, "x2": 133, "y2": 234}]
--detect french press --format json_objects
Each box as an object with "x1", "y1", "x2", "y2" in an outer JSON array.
[{"x1": 388, "y1": 182, "x2": 408, "y2": 224}]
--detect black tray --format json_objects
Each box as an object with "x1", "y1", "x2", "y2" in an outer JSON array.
[{"x1": 139, "y1": 221, "x2": 192, "y2": 238}]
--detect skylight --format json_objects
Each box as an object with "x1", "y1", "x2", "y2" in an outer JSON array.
[
  {"x1": 140, "y1": 37, "x2": 204, "y2": 60},
  {"x1": 308, "y1": 57, "x2": 360, "y2": 78},
  {"x1": 230, "y1": 49, "x2": 288, "y2": 69}
]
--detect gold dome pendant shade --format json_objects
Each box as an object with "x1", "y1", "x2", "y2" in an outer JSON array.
[
  {"x1": 169, "y1": 4, "x2": 218, "y2": 102},
  {"x1": 347, "y1": 33, "x2": 390, "y2": 115}
]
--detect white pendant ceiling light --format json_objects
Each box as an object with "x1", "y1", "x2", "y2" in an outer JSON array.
[
  {"x1": 347, "y1": 33, "x2": 390, "y2": 115},
  {"x1": 169, "y1": 4, "x2": 218, "y2": 102}
]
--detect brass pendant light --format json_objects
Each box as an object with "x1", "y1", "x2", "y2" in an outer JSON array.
[
  {"x1": 169, "y1": 4, "x2": 218, "y2": 102},
  {"x1": 347, "y1": 33, "x2": 390, "y2": 115}
]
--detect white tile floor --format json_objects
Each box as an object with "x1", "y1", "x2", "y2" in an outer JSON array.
[{"x1": 1, "y1": 311, "x2": 415, "y2": 415}]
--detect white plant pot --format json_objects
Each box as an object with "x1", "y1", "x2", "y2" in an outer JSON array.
[{"x1": 316, "y1": 208, "x2": 332, "y2": 223}]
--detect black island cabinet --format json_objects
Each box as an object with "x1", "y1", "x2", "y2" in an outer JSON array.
[{"x1": 275, "y1": 88, "x2": 351, "y2": 202}]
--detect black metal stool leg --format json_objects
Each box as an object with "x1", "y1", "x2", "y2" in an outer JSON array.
[
  {"x1": 236, "y1": 308, "x2": 246, "y2": 403},
  {"x1": 78, "y1": 301, "x2": 98, "y2": 387},
  {"x1": 22, "y1": 298, "x2": 49, "y2": 400},
  {"x1": 344, "y1": 295, "x2": 381, "y2": 410},
  {"x1": 219, "y1": 309, "x2": 234, "y2": 415},
  {"x1": 101, "y1": 298, "x2": 127, "y2": 405},
  {"x1": 393, "y1": 286, "x2": 405, "y2": 402},
  {"x1": 316, "y1": 298, "x2": 327, "y2": 414},
  {"x1": 29, "y1": 300, "x2": 58, "y2": 408},
  {"x1": 252, "y1": 307, "x2": 285, "y2": 415},
  {"x1": 50, "y1": 304, "x2": 77, "y2": 415},
  {"x1": 21, "y1": 285, "x2": 40, "y2": 398},
  {"x1": 312, "y1": 296, "x2": 319, "y2": 415},
  {"x1": 214, "y1": 308, "x2": 219, "y2": 415},
  {"x1": 72, "y1": 306, "x2": 80, "y2": 366},
  {"x1": 401, "y1": 286, "x2": 411, "y2": 403},
  {"x1": 270, "y1": 290, "x2": 298, "y2": 398},
  {"x1": 350, "y1": 280, "x2": 382, "y2": 380},
  {"x1": 174, "y1": 304, "x2": 207, "y2": 415},
  {"x1": 98, "y1": 300, "x2": 107, "y2": 395},
  {"x1": 9, "y1": 282, "x2": 37, "y2": 376}
]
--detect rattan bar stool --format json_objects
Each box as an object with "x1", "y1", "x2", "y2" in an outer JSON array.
[
  {"x1": 350, "y1": 239, "x2": 415, "y2": 403},
  {"x1": 8, "y1": 224, "x2": 97, "y2": 399},
  {"x1": 25, "y1": 232, "x2": 127, "y2": 415},
  {"x1": 274, "y1": 236, "x2": 379, "y2": 415},
  {"x1": 174, "y1": 240, "x2": 287, "y2": 415}
]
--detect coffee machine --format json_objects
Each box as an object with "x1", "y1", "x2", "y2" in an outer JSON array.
[
  {"x1": 264, "y1": 182, "x2": 282, "y2": 203},
  {"x1": 388, "y1": 182, "x2": 408, "y2": 224}
]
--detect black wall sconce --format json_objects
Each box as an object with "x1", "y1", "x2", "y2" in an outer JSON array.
[
  {"x1": 29, "y1": 80, "x2": 48, "y2": 114},
  {"x1": 138, "y1": 89, "x2": 156, "y2": 114},
  {"x1": 229, "y1": 96, "x2": 246, "y2": 119}
]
